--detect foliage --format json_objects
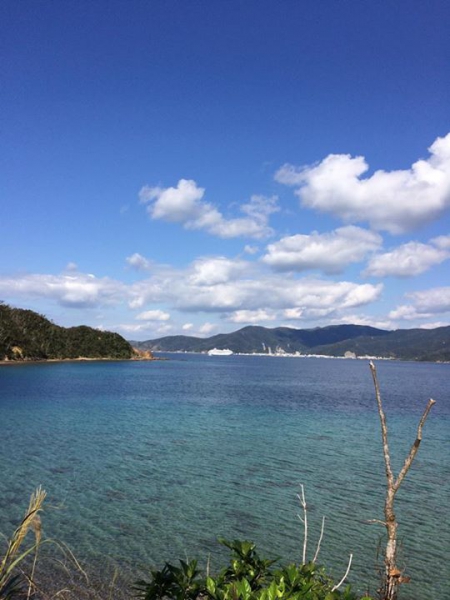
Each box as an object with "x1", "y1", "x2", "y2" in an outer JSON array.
[
  {"x1": 134, "y1": 539, "x2": 373, "y2": 600},
  {"x1": 0, "y1": 302, "x2": 134, "y2": 361},
  {"x1": 0, "y1": 488, "x2": 46, "y2": 600}
]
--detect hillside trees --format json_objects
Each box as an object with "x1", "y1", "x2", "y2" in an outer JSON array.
[{"x1": 0, "y1": 302, "x2": 134, "y2": 360}]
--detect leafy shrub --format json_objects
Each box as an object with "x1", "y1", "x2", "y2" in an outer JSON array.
[{"x1": 134, "y1": 539, "x2": 374, "y2": 600}]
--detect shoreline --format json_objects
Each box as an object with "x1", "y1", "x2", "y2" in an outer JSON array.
[{"x1": 0, "y1": 356, "x2": 161, "y2": 367}]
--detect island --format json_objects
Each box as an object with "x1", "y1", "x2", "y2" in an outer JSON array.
[{"x1": 0, "y1": 302, "x2": 152, "y2": 362}]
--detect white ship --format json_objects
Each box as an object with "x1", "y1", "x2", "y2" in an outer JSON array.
[{"x1": 207, "y1": 348, "x2": 234, "y2": 356}]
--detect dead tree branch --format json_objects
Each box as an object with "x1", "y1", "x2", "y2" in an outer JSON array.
[
  {"x1": 369, "y1": 361, "x2": 435, "y2": 600},
  {"x1": 331, "y1": 553, "x2": 353, "y2": 592}
]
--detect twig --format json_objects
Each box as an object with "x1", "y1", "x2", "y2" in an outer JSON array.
[
  {"x1": 297, "y1": 485, "x2": 308, "y2": 564},
  {"x1": 393, "y1": 398, "x2": 436, "y2": 493},
  {"x1": 369, "y1": 362, "x2": 394, "y2": 487},
  {"x1": 331, "y1": 553, "x2": 353, "y2": 591},
  {"x1": 312, "y1": 516, "x2": 325, "y2": 564}
]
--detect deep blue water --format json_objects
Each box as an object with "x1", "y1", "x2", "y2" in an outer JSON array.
[{"x1": 0, "y1": 355, "x2": 449, "y2": 598}]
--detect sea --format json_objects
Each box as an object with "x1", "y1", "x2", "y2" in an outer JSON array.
[{"x1": 0, "y1": 355, "x2": 449, "y2": 599}]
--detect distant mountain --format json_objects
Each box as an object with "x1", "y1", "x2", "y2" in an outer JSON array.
[
  {"x1": 0, "y1": 303, "x2": 135, "y2": 361},
  {"x1": 133, "y1": 324, "x2": 450, "y2": 362}
]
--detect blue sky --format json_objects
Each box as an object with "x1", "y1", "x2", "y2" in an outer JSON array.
[{"x1": 1, "y1": 0, "x2": 449, "y2": 340}]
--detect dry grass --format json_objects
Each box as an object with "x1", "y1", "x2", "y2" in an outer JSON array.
[
  {"x1": 1, "y1": 487, "x2": 132, "y2": 600},
  {"x1": 0, "y1": 487, "x2": 46, "y2": 599}
]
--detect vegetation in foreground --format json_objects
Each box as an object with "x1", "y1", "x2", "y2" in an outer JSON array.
[
  {"x1": 134, "y1": 538, "x2": 371, "y2": 600},
  {"x1": 0, "y1": 491, "x2": 371, "y2": 600},
  {"x1": 0, "y1": 488, "x2": 46, "y2": 600}
]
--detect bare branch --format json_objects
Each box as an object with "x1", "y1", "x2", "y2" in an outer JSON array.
[
  {"x1": 331, "y1": 553, "x2": 353, "y2": 591},
  {"x1": 297, "y1": 484, "x2": 308, "y2": 564},
  {"x1": 312, "y1": 516, "x2": 326, "y2": 564},
  {"x1": 369, "y1": 361, "x2": 394, "y2": 486},
  {"x1": 393, "y1": 398, "x2": 436, "y2": 493},
  {"x1": 369, "y1": 362, "x2": 436, "y2": 600}
]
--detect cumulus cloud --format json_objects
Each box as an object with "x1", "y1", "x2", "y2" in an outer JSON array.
[
  {"x1": 432, "y1": 234, "x2": 450, "y2": 250},
  {"x1": 0, "y1": 271, "x2": 125, "y2": 308},
  {"x1": 364, "y1": 238, "x2": 450, "y2": 277},
  {"x1": 139, "y1": 179, "x2": 278, "y2": 239},
  {"x1": 243, "y1": 245, "x2": 259, "y2": 255},
  {"x1": 228, "y1": 309, "x2": 277, "y2": 323},
  {"x1": 118, "y1": 322, "x2": 173, "y2": 335},
  {"x1": 275, "y1": 133, "x2": 450, "y2": 234},
  {"x1": 0, "y1": 258, "x2": 383, "y2": 333},
  {"x1": 135, "y1": 309, "x2": 170, "y2": 321},
  {"x1": 198, "y1": 322, "x2": 217, "y2": 335},
  {"x1": 188, "y1": 256, "x2": 248, "y2": 286},
  {"x1": 263, "y1": 226, "x2": 381, "y2": 273},
  {"x1": 126, "y1": 253, "x2": 153, "y2": 271},
  {"x1": 389, "y1": 286, "x2": 450, "y2": 321},
  {"x1": 128, "y1": 258, "x2": 382, "y2": 319}
]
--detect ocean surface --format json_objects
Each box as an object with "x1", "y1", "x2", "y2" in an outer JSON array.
[{"x1": 0, "y1": 355, "x2": 449, "y2": 598}]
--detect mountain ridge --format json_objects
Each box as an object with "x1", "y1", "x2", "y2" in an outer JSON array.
[{"x1": 132, "y1": 324, "x2": 450, "y2": 362}]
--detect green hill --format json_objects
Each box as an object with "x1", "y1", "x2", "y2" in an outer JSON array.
[
  {"x1": 133, "y1": 323, "x2": 450, "y2": 362},
  {"x1": 0, "y1": 303, "x2": 134, "y2": 361}
]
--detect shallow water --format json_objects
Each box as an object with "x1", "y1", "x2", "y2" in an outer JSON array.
[{"x1": 0, "y1": 356, "x2": 449, "y2": 598}]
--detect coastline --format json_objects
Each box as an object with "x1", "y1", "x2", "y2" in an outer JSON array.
[{"x1": 0, "y1": 356, "x2": 160, "y2": 367}]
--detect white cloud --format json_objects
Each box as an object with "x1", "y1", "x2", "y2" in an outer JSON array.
[
  {"x1": 275, "y1": 133, "x2": 450, "y2": 234},
  {"x1": 182, "y1": 323, "x2": 194, "y2": 331},
  {"x1": 0, "y1": 271, "x2": 125, "y2": 308},
  {"x1": 364, "y1": 239, "x2": 450, "y2": 277},
  {"x1": 432, "y1": 234, "x2": 450, "y2": 250},
  {"x1": 128, "y1": 258, "x2": 383, "y2": 318},
  {"x1": 198, "y1": 322, "x2": 217, "y2": 335},
  {"x1": 126, "y1": 253, "x2": 153, "y2": 271},
  {"x1": 135, "y1": 309, "x2": 170, "y2": 321},
  {"x1": 243, "y1": 245, "x2": 259, "y2": 255},
  {"x1": 419, "y1": 321, "x2": 450, "y2": 329},
  {"x1": 0, "y1": 258, "x2": 383, "y2": 334},
  {"x1": 388, "y1": 304, "x2": 425, "y2": 321},
  {"x1": 140, "y1": 179, "x2": 206, "y2": 222},
  {"x1": 189, "y1": 256, "x2": 248, "y2": 286},
  {"x1": 408, "y1": 287, "x2": 450, "y2": 314},
  {"x1": 389, "y1": 286, "x2": 450, "y2": 321},
  {"x1": 283, "y1": 307, "x2": 304, "y2": 320},
  {"x1": 118, "y1": 322, "x2": 173, "y2": 336},
  {"x1": 139, "y1": 179, "x2": 278, "y2": 239},
  {"x1": 263, "y1": 226, "x2": 381, "y2": 273},
  {"x1": 228, "y1": 309, "x2": 277, "y2": 324}
]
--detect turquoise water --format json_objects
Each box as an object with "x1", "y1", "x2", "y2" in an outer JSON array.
[{"x1": 0, "y1": 356, "x2": 449, "y2": 598}]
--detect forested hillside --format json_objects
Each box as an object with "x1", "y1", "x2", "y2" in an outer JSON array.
[
  {"x1": 0, "y1": 303, "x2": 134, "y2": 361},
  {"x1": 134, "y1": 324, "x2": 450, "y2": 362}
]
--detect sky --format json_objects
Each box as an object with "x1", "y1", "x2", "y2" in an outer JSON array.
[{"x1": 1, "y1": 0, "x2": 450, "y2": 340}]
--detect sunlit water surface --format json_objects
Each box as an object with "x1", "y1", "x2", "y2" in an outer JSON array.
[{"x1": 1, "y1": 356, "x2": 449, "y2": 599}]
